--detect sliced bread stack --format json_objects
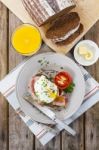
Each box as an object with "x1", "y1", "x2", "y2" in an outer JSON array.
[
  {"x1": 22, "y1": 0, "x2": 75, "y2": 26},
  {"x1": 46, "y1": 12, "x2": 83, "y2": 45},
  {"x1": 22, "y1": 0, "x2": 83, "y2": 45}
]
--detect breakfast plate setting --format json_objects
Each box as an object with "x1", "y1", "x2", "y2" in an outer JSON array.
[
  {"x1": 0, "y1": 0, "x2": 99, "y2": 146},
  {"x1": 16, "y1": 53, "x2": 85, "y2": 124}
]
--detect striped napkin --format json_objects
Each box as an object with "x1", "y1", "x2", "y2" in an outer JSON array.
[{"x1": 0, "y1": 52, "x2": 99, "y2": 146}]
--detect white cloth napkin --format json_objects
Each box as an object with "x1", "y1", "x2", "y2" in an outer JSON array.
[{"x1": 0, "y1": 53, "x2": 99, "y2": 146}]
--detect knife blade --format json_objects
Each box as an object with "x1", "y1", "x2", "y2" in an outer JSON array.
[{"x1": 23, "y1": 92, "x2": 76, "y2": 136}]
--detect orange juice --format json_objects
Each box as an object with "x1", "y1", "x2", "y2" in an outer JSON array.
[{"x1": 12, "y1": 24, "x2": 42, "y2": 56}]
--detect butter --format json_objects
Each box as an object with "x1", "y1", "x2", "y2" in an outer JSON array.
[
  {"x1": 78, "y1": 46, "x2": 93, "y2": 60},
  {"x1": 84, "y1": 52, "x2": 93, "y2": 60},
  {"x1": 78, "y1": 46, "x2": 88, "y2": 55}
]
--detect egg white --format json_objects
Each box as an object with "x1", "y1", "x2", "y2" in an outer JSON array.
[{"x1": 34, "y1": 75, "x2": 58, "y2": 103}]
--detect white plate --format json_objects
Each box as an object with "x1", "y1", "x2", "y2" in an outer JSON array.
[{"x1": 16, "y1": 52, "x2": 85, "y2": 124}]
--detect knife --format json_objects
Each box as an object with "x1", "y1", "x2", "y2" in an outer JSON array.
[{"x1": 23, "y1": 92, "x2": 76, "y2": 136}]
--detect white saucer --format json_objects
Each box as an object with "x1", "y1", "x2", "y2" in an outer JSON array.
[{"x1": 74, "y1": 40, "x2": 99, "y2": 66}]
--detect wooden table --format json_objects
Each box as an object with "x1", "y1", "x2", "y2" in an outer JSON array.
[{"x1": 0, "y1": 2, "x2": 99, "y2": 150}]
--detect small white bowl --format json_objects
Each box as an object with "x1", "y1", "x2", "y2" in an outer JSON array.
[{"x1": 74, "y1": 40, "x2": 99, "y2": 66}]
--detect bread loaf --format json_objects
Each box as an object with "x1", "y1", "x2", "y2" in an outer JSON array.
[{"x1": 22, "y1": 0, "x2": 75, "y2": 26}]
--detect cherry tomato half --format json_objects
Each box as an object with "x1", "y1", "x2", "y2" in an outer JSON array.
[{"x1": 54, "y1": 71, "x2": 73, "y2": 89}]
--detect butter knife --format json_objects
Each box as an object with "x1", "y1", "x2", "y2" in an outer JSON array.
[{"x1": 23, "y1": 92, "x2": 76, "y2": 136}]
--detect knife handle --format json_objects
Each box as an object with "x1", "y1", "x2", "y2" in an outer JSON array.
[
  {"x1": 54, "y1": 118, "x2": 76, "y2": 136},
  {"x1": 23, "y1": 93, "x2": 76, "y2": 136}
]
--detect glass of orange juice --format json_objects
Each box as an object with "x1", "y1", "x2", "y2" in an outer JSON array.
[{"x1": 11, "y1": 24, "x2": 42, "y2": 56}]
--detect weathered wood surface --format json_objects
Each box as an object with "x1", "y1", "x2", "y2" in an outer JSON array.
[
  {"x1": 0, "y1": 1, "x2": 99, "y2": 150},
  {"x1": 8, "y1": 12, "x2": 34, "y2": 150},
  {"x1": 85, "y1": 21, "x2": 99, "y2": 150},
  {"x1": 0, "y1": 2, "x2": 8, "y2": 150}
]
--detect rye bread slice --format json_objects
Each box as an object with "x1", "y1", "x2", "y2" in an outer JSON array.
[
  {"x1": 46, "y1": 12, "x2": 80, "y2": 39},
  {"x1": 56, "y1": 24, "x2": 83, "y2": 45}
]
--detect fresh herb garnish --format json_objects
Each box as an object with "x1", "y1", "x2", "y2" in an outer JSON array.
[
  {"x1": 48, "y1": 77, "x2": 53, "y2": 81},
  {"x1": 38, "y1": 60, "x2": 42, "y2": 63},
  {"x1": 47, "y1": 61, "x2": 49, "y2": 64},
  {"x1": 60, "y1": 67, "x2": 64, "y2": 69},
  {"x1": 64, "y1": 83, "x2": 75, "y2": 93}
]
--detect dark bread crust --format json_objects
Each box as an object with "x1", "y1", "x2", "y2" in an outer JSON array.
[
  {"x1": 56, "y1": 24, "x2": 84, "y2": 46},
  {"x1": 22, "y1": 0, "x2": 75, "y2": 26},
  {"x1": 41, "y1": 5, "x2": 75, "y2": 26},
  {"x1": 46, "y1": 12, "x2": 80, "y2": 38}
]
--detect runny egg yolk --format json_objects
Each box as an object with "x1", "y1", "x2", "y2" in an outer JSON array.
[{"x1": 47, "y1": 88, "x2": 57, "y2": 99}]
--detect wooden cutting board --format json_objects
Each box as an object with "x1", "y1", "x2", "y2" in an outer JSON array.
[{"x1": 0, "y1": 0, "x2": 99, "y2": 54}]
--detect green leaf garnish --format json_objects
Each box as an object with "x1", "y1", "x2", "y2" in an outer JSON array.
[{"x1": 64, "y1": 83, "x2": 75, "y2": 93}]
